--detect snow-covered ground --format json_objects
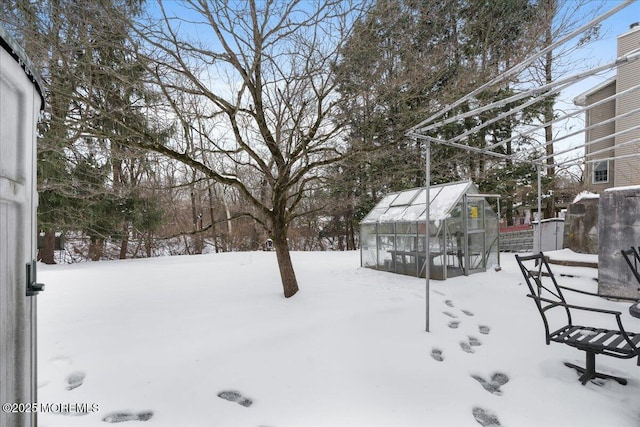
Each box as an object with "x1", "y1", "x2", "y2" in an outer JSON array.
[{"x1": 37, "y1": 251, "x2": 640, "y2": 426}]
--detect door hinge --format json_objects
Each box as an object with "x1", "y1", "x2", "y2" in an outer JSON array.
[{"x1": 26, "y1": 261, "x2": 44, "y2": 296}]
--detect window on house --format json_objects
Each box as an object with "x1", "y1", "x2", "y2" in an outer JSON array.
[{"x1": 593, "y1": 160, "x2": 609, "y2": 183}]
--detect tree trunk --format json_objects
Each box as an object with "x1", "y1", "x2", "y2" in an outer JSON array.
[
  {"x1": 190, "y1": 190, "x2": 203, "y2": 254},
  {"x1": 347, "y1": 215, "x2": 356, "y2": 250},
  {"x1": 119, "y1": 227, "x2": 129, "y2": 259},
  {"x1": 506, "y1": 200, "x2": 514, "y2": 226},
  {"x1": 543, "y1": 0, "x2": 556, "y2": 219},
  {"x1": 89, "y1": 236, "x2": 104, "y2": 261},
  {"x1": 132, "y1": 233, "x2": 143, "y2": 258},
  {"x1": 40, "y1": 229, "x2": 56, "y2": 265},
  {"x1": 272, "y1": 222, "x2": 299, "y2": 298},
  {"x1": 223, "y1": 195, "x2": 232, "y2": 239},
  {"x1": 207, "y1": 185, "x2": 220, "y2": 253},
  {"x1": 145, "y1": 232, "x2": 153, "y2": 257}
]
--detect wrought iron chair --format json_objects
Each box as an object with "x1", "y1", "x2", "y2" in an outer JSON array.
[
  {"x1": 621, "y1": 247, "x2": 640, "y2": 286},
  {"x1": 515, "y1": 252, "x2": 640, "y2": 385},
  {"x1": 621, "y1": 247, "x2": 640, "y2": 318}
]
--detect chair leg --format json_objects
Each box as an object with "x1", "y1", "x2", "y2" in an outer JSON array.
[{"x1": 564, "y1": 352, "x2": 628, "y2": 386}]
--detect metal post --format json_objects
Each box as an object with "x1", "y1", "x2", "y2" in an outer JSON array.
[
  {"x1": 497, "y1": 197, "x2": 501, "y2": 266},
  {"x1": 375, "y1": 223, "x2": 378, "y2": 270},
  {"x1": 537, "y1": 164, "x2": 543, "y2": 252},
  {"x1": 463, "y1": 194, "x2": 469, "y2": 275},
  {"x1": 443, "y1": 220, "x2": 448, "y2": 280},
  {"x1": 425, "y1": 139, "x2": 431, "y2": 332}
]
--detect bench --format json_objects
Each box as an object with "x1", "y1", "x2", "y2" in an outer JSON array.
[{"x1": 515, "y1": 252, "x2": 640, "y2": 385}]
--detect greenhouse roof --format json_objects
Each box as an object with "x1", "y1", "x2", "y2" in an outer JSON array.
[{"x1": 361, "y1": 180, "x2": 480, "y2": 224}]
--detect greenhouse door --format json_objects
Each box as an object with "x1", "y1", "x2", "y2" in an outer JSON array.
[{"x1": 464, "y1": 196, "x2": 487, "y2": 275}]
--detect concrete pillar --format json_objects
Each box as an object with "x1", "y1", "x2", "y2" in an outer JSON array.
[{"x1": 598, "y1": 187, "x2": 640, "y2": 299}]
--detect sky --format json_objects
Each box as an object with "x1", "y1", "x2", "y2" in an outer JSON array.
[
  {"x1": 542, "y1": 0, "x2": 640, "y2": 170},
  {"x1": 138, "y1": 0, "x2": 640, "y2": 179},
  {"x1": 559, "y1": 1, "x2": 640, "y2": 107}
]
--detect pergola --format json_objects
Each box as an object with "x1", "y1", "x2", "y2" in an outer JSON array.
[{"x1": 405, "y1": 0, "x2": 640, "y2": 331}]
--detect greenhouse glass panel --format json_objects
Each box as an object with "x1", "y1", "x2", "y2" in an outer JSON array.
[
  {"x1": 414, "y1": 188, "x2": 427, "y2": 203},
  {"x1": 361, "y1": 207, "x2": 388, "y2": 224},
  {"x1": 378, "y1": 206, "x2": 408, "y2": 222},
  {"x1": 390, "y1": 188, "x2": 421, "y2": 206},
  {"x1": 360, "y1": 223, "x2": 377, "y2": 268},
  {"x1": 394, "y1": 223, "x2": 418, "y2": 276},
  {"x1": 467, "y1": 198, "x2": 484, "y2": 231},
  {"x1": 484, "y1": 202, "x2": 500, "y2": 268},
  {"x1": 397, "y1": 204, "x2": 425, "y2": 222},
  {"x1": 376, "y1": 223, "x2": 395, "y2": 272},
  {"x1": 378, "y1": 193, "x2": 400, "y2": 207},
  {"x1": 429, "y1": 182, "x2": 469, "y2": 220},
  {"x1": 468, "y1": 231, "x2": 486, "y2": 271}
]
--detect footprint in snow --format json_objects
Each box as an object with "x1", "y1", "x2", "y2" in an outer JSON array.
[
  {"x1": 218, "y1": 390, "x2": 253, "y2": 407},
  {"x1": 103, "y1": 411, "x2": 153, "y2": 423},
  {"x1": 431, "y1": 348, "x2": 444, "y2": 362},
  {"x1": 448, "y1": 320, "x2": 460, "y2": 329},
  {"x1": 445, "y1": 299, "x2": 454, "y2": 307},
  {"x1": 460, "y1": 336, "x2": 482, "y2": 353},
  {"x1": 479, "y1": 325, "x2": 491, "y2": 335},
  {"x1": 471, "y1": 372, "x2": 510, "y2": 395},
  {"x1": 468, "y1": 336, "x2": 482, "y2": 347},
  {"x1": 472, "y1": 407, "x2": 501, "y2": 426},
  {"x1": 443, "y1": 311, "x2": 458, "y2": 319},
  {"x1": 462, "y1": 309, "x2": 475, "y2": 316},
  {"x1": 66, "y1": 371, "x2": 86, "y2": 391},
  {"x1": 460, "y1": 341, "x2": 475, "y2": 353},
  {"x1": 433, "y1": 290, "x2": 446, "y2": 296}
]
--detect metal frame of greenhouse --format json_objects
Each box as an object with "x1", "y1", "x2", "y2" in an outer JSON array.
[{"x1": 360, "y1": 181, "x2": 500, "y2": 281}]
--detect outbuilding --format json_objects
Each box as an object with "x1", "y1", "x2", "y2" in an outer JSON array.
[
  {"x1": 360, "y1": 180, "x2": 500, "y2": 280},
  {"x1": 0, "y1": 25, "x2": 44, "y2": 427}
]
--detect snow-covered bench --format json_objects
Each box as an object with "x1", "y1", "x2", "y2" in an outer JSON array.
[{"x1": 515, "y1": 252, "x2": 640, "y2": 385}]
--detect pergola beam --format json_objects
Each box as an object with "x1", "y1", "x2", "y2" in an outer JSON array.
[{"x1": 407, "y1": 0, "x2": 634, "y2": 135}]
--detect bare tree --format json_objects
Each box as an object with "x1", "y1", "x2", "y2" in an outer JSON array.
[
  {"x1": 524, "y1": 0, "x2": 606, "y2": 217},
  {"x1": 123, "y1": 0, "x2": 366, "y2": 297}
]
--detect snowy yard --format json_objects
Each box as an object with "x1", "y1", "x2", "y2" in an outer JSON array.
[{"x1": 38, "y1": 251, "x2": 640, "y2": 426}]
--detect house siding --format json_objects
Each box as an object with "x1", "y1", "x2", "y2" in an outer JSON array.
[
  {"x1": 583, "y1": 82, "x2": 615, "y2": 191},
  {"x1": 615, "y1": 27, "x2": 640, "y2": 187}
]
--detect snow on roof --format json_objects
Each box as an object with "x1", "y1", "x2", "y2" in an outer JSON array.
[
  {"x1": 604, "y1": 184, "x2": 640, "y2": 192},
  {"x1": 573, "y1": 191, "x2": 600, "y2": 203},
  {"x1": 573, "y1": 76, "x2": 616, "y2": 106},
  {"x1": 361, "y1": 180, "x2": 480, "y2": 224}
]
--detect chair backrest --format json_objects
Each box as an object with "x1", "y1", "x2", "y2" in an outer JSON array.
[
  {"x1": 621, "y1": 247, "x2": 640, "y2": 286},
  {"x1": 514, "y1": 253, "x2": 572, "y2": 343}
]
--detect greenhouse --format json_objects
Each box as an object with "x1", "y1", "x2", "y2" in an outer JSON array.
[{"x1": 360, "y1": 180, "x2": 500, "y2": 280}]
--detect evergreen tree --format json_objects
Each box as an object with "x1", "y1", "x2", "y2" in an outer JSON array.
[
  {"x1": 333, "y1": 0, "x2": 546, "y2": 229},
  {"x1": 1, "y1": 0, "x2": 166, "y2": 262}
]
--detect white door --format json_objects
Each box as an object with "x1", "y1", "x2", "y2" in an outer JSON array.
[{"x1": 0, "y1": 37, "x2": 42, "y2": 427}]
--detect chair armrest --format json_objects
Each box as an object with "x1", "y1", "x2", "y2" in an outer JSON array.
[
  {"x1": 557, "y1": 285, "x2": 639, "y2": 302},
  {"x1": 527, "y1": 294, "x2": 622, "y2": 316}
]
